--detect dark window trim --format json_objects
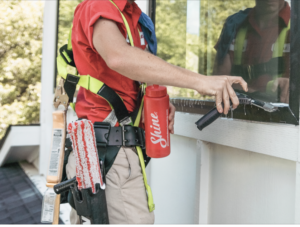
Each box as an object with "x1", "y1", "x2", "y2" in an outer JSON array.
[
  {"x1": 154, "y1": 0, "x2": 299, "y2": 126},
  {"x1": 149, "y1": 0, "x2": 156, "y2": 28},
  {"x1": 289, "y1": 0, "x2": 300, "y2": 122}
]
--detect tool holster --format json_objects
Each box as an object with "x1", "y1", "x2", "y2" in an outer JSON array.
[
  {"x1": 70, "y1": 182, "x2": 109, "y2": 224},
  {"x1": 58, "y1": 121, "x2": 150, "y2": 224}
]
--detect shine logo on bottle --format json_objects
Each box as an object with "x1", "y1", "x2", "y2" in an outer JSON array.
[{"x1": 150, "y1": 112, "x2": 167, "y2": 148}]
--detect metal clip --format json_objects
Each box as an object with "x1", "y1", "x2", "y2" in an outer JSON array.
[
  {"x1": 122, "y1": 125, "x2": 127, "y2": 147},
  {"x1": 247, "y1": 65, "x2": 252, "y2": 80},
  {"x1": 53, "y1": 78, "x2": 69, "y2": 110}
]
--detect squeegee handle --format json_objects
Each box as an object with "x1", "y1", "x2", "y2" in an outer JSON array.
[
  {"x1": 54, "y1": 177, "x2": 76, "y2": 195},
  {"x1": 195, "y1": 104, "x2": 223, "y2": 131}
]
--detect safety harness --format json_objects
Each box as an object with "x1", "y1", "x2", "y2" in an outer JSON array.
[
  {"x1": 231, "y1": 20, "x2": 290, "y2": 93},
  {"x1": 55, "y1": 0, "x2": 154, "y2": 212}
]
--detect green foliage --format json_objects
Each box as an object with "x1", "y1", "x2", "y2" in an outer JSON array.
[
  {"x1": 0, "y1": 0, "x2": 257, "y2": 138},
  {"x1": 0, "y1": 1, "x2": 44, "y2": 139},
  {"x1": 156, "y1": 0, "x2": 255, "y2": 99}
]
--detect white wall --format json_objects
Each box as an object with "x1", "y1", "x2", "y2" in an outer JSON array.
[
  {"x1": 150, "y1": 135, "x2": 199, "y2": 224},
  {"x1": 148, "y1": 112, "x2": 300, "y2": 224}
]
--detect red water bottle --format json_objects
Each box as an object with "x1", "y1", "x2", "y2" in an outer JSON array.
[{"x1": 144, "y1": 85, "x2": 170, "y2": 158}]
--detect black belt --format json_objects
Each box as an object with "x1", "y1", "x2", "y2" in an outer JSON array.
[
  {"x1": 231, "y1": 57, "x2": 285, "y2": 82},
  {"x1": 93, "y1": 122, "x2": 146, "y2": 149}
]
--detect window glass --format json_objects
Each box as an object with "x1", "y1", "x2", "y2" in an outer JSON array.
[{"x1": 156, "y1": 0, "x2": 291, "y2": 104}]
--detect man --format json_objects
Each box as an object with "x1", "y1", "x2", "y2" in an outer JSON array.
[
  {"x1": 214, "y1": 0, "x2": 290, "y2": 103},
  {"x1": 66, "y1": 0, "x2": 248, "y2": 224}
]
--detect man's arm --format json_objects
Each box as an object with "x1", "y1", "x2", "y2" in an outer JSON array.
[{"x1": 93, "y1": 18, "x2": 248, "y2": 114}]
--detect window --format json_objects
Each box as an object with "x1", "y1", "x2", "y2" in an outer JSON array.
[{"x1": 155, "y1": 0, "x2": 298, "y2": 125}]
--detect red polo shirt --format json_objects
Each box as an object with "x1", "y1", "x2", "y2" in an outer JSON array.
[
  {"x1": 72, "y1": 0, "x2": 147, "y2": 125},
  {"x1": 216, "y1": 2, "x2": 290, "y2": 92}
]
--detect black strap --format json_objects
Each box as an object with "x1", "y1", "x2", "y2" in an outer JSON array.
[
  {"x1": 231, "y1": 57, "x2": 285, "y2": 82},
  {"x1": 64, "y1": 74, "x2": 80, "y2": 103},
  {"x1": 97, "y1": 84, "x2": 132, "y2": 125},
  {"x1": 59, "y1": 44, "x2": 76, "y2": 67}
]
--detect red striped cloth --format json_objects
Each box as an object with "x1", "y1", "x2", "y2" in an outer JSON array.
[{"x1": 67, "y1": 119, "x2": 104, "y2": 193}]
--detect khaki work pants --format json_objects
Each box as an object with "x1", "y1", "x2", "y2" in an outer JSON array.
[{"x1": 66, "y1": 146, "x2": 155, "y2": 224}]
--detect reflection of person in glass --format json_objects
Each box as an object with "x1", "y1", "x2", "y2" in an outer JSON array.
[{"x1": 214, "y1": 0, "x2": 290, "y2": 103}]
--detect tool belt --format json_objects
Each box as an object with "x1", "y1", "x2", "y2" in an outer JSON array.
[
  {"x1": 94, "y1": 122, "x2": 145, "y2": 148},
  {"x1": 60, "y1": 121, "x2": 150, "y2": 205},
  {"x1": 231, "y1": 57, "x2": 285, "y2": 82}
]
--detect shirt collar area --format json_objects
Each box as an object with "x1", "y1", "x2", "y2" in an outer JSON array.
[
  {"x1": 131, "y1": 2, "x2": 142, "y2": 28},
  {"x1": 248, "y1": 1, "x2": 290, "y2": 35},
  {"x1": 112, "y1": 1, "x2": 142, "y2": 28},
  {"x1": 112, "y1": 0, "x2": 127, "y2": 12}
]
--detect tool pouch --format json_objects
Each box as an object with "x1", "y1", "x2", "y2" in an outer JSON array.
[{"x1": 71, "y1": 183, "x2": 109, "y2": 224}]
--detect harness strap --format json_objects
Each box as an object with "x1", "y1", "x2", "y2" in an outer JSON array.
[
  {"x1": 233, "y1": 20, "x2": 290, "y2": 95},
  {"x1": 134, "y1": 97, "x2": 155, "y2": 212},
  {"x1": 233, "y1": 26, "x2": 247, "y2": 65},
  {"x1": 56, "y1": 0, "x2": 155, "y2": 212},
  {"x1": 234, "y1": 20, "x2": 290, "y2": 65}
]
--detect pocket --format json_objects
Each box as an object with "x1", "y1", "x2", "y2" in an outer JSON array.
[{"x1": 106, "y1": 147, "x2": 131, "y2": 187}]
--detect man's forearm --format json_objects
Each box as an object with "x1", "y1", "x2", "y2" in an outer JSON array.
[
  {"x1": 109, "y1": 45, "x2": 204, "y2": 91},
  {"x1": 93, "y1": 18, "x2": 248, "y2": 114}
]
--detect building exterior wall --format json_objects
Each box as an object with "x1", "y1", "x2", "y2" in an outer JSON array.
[
  {"x1": 148, "y1": 112, "x2": 300, "y2": 224},
  {"x1": 39, "y1": 0, "x2": 300, "y2": 224}
]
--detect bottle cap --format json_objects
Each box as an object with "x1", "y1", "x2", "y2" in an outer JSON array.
[{"x1": 146, "y1": 85, "x2": 167, "y2": 98}]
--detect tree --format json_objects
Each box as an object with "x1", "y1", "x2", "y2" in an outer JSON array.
[{"x1": 0, "y1": 1, "x2": 44, "y2": 139}]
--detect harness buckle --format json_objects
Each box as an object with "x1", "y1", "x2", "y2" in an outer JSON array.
[
  {"x1": 247, "y1": 65, "x2": 252, "y2": 80},
  {"x1": 122, "y1": 125, "x2": 127, "y2": 147},
  {"x1": 94, "y1": 122, "x2": 111, "y2": 147},
  {"x1": 123, "y1": 125, "x2": 146, "y2": 148},
  {"x1": 53, "y1": 78, "x2": 69, "y2": 110}
]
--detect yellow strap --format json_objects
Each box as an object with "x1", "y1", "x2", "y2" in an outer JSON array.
[
  {"x1": 133, "y1": 86, "x2": 155, "y2": 212},
  {"x1": 67, "y1": 25, "x2": 73, "y2": 51},
  {"x1": 234, "y1": 26, "x2": 247, "y2": 65},
  {"x1": 272, "y1": 20, "x2": 290, "y2": 58},
  {"x1": 109, "y1": 0, "x2": 134, "y2": 47}
]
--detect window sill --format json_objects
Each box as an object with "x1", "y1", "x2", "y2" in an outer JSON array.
[{"x1": 173, "y1": 111, "x2": 299, "y2": 162}]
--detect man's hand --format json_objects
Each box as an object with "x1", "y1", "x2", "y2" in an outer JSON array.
[
  {"x1": 198, "y1": 76, "x2": 248, "y2": 114},
  {"x1": 169, "y1": 102, "x2": 175, "y2": 134},
  {"x1": 271, "y1": 78, "x2": 289, "y2": 103}
]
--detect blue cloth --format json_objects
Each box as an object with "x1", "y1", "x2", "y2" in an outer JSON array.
[
  {"x1": 139, "y1": 12, "x2": 157, "y2": 55},
  {"x1": 217, "y1": 8, "x2": 251, "y2": 64}
]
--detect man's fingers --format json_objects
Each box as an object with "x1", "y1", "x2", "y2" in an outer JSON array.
[
  {"x1": 229, "y1": 76, "x2": 248, "y2": 92},
  {"x1": 215, "y1": 91, "x2": 223, "y2": 113},
  {"x1": 222, "y1": 88, "x2": 230, "y2": 115},
  {"x1": 169, "y1": 119, "x2": 174, "y2": 134},
  {"x1": 227, "y1": 81, "x2": 239, "y2": 109},
  {"x1": 169, "y1": 103, "x2": 176, "y2": 120}
]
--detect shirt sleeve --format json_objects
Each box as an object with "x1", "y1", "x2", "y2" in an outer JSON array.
[{"x1": 75, "y1": 1, "x2": 125, "y2": 52}]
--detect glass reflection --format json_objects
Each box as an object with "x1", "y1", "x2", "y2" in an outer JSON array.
[
  {"x1": 156, "y1": 0, "x2": 291, "y2": 104},
  {"x1": 214, "y1": 0, "x2": 291, "y2": 103}
]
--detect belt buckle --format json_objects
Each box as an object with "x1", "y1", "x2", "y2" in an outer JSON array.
[
  {"x1": 137, "y1": 128, "x2": 146, "y2": 149},
  {"x1": 94, "y1": 122, "x2": 111, "y2": 147},
  {"x1": 122, "y1": 125, "x2": 126, "y2": 147}
]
